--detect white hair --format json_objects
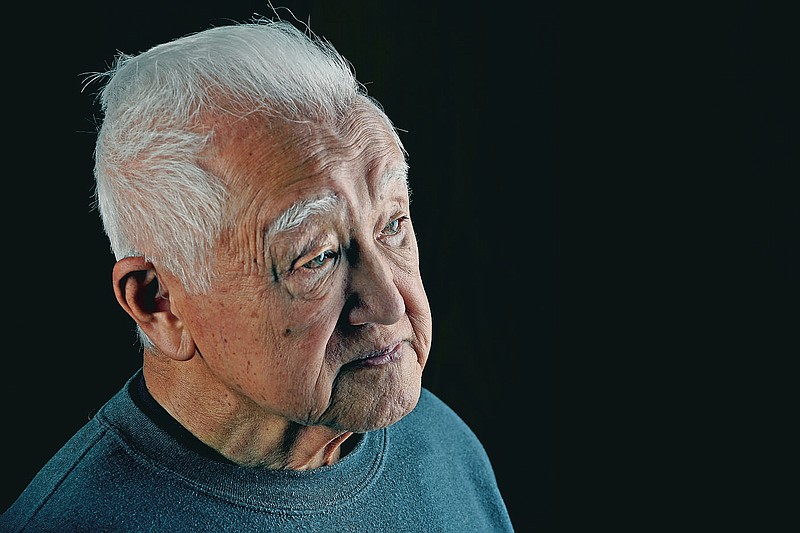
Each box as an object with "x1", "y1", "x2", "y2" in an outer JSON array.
[{"x1": 90, "y1": 19, "x2": 402, "y2": 296}]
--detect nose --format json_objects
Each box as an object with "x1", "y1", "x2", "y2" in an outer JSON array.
[{"x1": 346, "y1": 244, "x2": 406, "y2": 326}]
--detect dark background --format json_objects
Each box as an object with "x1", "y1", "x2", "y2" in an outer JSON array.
[{"x1": 4, "y1": 2, "x2": 798, "y2": 531}]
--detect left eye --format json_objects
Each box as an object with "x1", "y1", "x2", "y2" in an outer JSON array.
[
  {"x1": 382, "y1": 216, "x2": 407, "y2": 236},
  {"x1": 302, "y1": 250, "x2": 338, "y2": 269}
]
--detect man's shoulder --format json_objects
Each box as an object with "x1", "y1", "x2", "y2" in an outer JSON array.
[
  {"x1": 1, "y1": 415, "x2": 112, "y2": 531},
  {"x1": 413, "y1": 387, "x2": 464, "y2": 424},
  {"x1": 394, "y1": 387, "x2": 487, "y2": 456},
  {"x1": 412, "y1": 388, "x2": 471, "y2": 428},
  {"x1": 1, "y1": 382, "x2": 137, "y2": 532},
  {"x1": 382, "y1": 387, "x2": 511, "y2": 530}
]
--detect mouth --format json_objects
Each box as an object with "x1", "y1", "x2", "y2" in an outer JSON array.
[{"x1": 345, "y1": 342, "x2": 404, "y2": 369}]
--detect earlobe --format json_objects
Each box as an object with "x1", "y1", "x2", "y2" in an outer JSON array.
[{"x1": 112, "y1": 257, "x2": 196, "y2": 361}]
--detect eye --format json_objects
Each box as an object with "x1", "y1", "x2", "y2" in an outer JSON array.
[
  {"x1": 302, "y1": 249, "x2": 338, "y2": 270},
  {"x1": 381, "y1": 216, "x2": 408, "y2": 237}
]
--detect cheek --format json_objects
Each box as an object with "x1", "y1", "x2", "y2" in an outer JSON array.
[
  {"x1": 402, "y1": 273, "x2": 430, "y2": 319},
  {"x1": 397, "y1": 270, "x2": 433, "y2": 361},
  {"x1": 395, "y1": 243, "x2": 431, "y2": 323},
  {"x1": 191, "y1": 299, "x2": 274, "y2": 379},
  {"x1": 258, "y1": 299, "x2": 347, "y2": 419},
  {"x1": 273, "y1": 280, "x2": 344, "y2": 338},
  {"x1": 265, "y1": 292, "x2": 345, "y2": 375},
  {"x1": 201, "y1": 297, "x2": 342, "y2": 414}
]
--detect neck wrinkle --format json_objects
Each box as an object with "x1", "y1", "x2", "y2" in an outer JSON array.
[{"x1": 142, "y1": 356, "x2": 352, "y2": 470}]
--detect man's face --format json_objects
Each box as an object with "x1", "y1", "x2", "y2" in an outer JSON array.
[{"x1": 167, "y1": 103, "x2": 432, "y2": 432}]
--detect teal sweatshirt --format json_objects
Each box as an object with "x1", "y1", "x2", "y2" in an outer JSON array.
[{"x1": 2, "y1": 371, "x2": 513, "y2": 532}]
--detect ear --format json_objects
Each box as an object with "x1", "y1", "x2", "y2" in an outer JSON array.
[{"x1": 112, "y1": 256, "x2": 197, "y2": 361}]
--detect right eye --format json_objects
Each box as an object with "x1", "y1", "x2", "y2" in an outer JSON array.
[{"x1": 301, "y1": 250, "x2": 338, "y2": 270}]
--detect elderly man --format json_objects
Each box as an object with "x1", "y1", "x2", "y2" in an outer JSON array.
[{"x1": 2, "y1": 20, "x2": 513, "y2": 531}]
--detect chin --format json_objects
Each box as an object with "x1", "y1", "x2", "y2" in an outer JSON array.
[{"x1": 321, "y1": 366, "x2": 423, "y2": 432}]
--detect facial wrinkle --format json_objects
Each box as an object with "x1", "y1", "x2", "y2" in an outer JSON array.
[{"x1": 288, "y1": 104, "x2": 405, "y2": 182}]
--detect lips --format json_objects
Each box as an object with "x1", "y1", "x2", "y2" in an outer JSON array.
[{"x1": 347, "y1": 342, "x2": 404, "y2": 368}]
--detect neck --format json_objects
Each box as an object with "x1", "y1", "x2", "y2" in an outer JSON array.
[{"x1": 142, "y1": 358, "x2": 353, "y2": 470}]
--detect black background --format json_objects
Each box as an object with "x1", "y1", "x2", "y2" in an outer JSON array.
[{"x1": 3, "y1": 2, "x2": 798, "y2": 531}]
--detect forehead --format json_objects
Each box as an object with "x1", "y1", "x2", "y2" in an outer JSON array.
[{"x1": 209, "y1": 102, "x2": 407, "y2": 226}]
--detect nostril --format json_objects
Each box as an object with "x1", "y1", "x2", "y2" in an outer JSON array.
[
  {"x1": 342, "y1": 293, "x2": 365, "y2": 327},
  {"x1": 347, "y1": 285, "x2": 405, "y2": 327}
]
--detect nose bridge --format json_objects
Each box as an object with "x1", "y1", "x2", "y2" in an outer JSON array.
[{"x1": 347, "y1": 241, "x2": 405, "y2": 326}]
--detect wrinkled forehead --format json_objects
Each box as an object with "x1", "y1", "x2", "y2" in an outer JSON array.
[{"x1": 205, "y1": 99, "x2": 407, "y2": 227}]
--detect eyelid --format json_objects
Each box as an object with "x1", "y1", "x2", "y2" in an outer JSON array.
[
  {"x1": 292, "y1": 247, "x2": 340, "y2": 272},
  {"x1": 380, "y1": 214, "x2": 410, "y2": 237},
  {"x1": 304, "y1": 250, "x2": 338, "y2": 269}
]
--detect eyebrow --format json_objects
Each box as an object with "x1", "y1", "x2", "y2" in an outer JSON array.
[{"x1": 265, "y1": 193, "x2": 341, "y2": 243}]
